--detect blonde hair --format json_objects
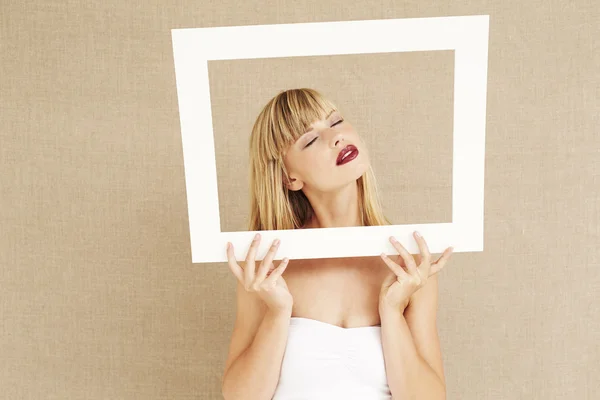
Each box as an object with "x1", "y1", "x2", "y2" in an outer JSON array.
[{"x1": 247, "y1": 88, "x2": 391, "y2": 231}]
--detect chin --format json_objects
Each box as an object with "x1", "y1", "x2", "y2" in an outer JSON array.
[
  {"x1": 349, "y1": 158, "x2": 370, "y2": 178},
  {"x1": 338, "y1": 161, "x2": 370, "y2": 188}
]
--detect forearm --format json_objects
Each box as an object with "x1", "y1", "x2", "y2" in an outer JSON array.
[
  {"x1": 222, "y1": 308, "x2": 292, "y2": 400},
  {"x1": 380, "y1": 310, "x2": 446, "y2": 400}
]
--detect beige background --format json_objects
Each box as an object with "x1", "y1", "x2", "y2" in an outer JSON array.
[{"x1": 1, "y1": 1, "x2": 599, "y2": 399}]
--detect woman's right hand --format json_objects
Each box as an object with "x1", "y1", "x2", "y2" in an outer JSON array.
[{"x1": 226, "y1": 233, "x2": 293, "y2": 312}]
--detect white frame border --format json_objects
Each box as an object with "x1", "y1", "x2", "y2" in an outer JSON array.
[{"x1": 171, "y1": 15, "x2": 489, "y2": 263}]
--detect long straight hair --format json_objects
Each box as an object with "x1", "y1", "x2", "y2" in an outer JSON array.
[{"x1": 247, "y1": 88, "x2": 391, "y2": 231}]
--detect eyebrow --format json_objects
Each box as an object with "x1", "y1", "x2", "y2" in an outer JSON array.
[{"x1": 299, "y1": 110, "x2": 337, "y2": 140}]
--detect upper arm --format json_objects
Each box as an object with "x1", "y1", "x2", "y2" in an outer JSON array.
[
  {"x1": 222, "y1": 279, "x2": 267, "y2": 379},
  {"x1": 404, "y1": 273, "x2": 446, "y2": 386}
]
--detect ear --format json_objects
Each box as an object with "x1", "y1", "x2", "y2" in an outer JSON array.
[{"x1": 284, "y1": 174, "x2": 304, "y2": 191}]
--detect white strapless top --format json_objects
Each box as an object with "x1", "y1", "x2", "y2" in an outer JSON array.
[{"x1": 271, "y1": 317, "x2": 392, "y2": 400}]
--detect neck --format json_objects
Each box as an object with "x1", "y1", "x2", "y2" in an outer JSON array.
[{"x1": 302, "y1": 181, "x2": 363, "y2": 229}]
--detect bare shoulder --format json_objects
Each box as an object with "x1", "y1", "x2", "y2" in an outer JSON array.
[{"x1": 222, "y1": 279, "x2": 268, "y2": 377}]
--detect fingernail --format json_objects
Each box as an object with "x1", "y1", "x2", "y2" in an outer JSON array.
[
  {"x1": 226, "y1": 242, "x2": 231, "y2": 249},
  {"x1": 415, "y1": 231, "x2": 422, "y2": 237},
  {"x1": 274, "y1": 239, "x2": 280, "y2": 245},
  {"x1": 389, "y1": 236, "x2": 397, "y2": 243},
  {"x1": 254, "y1": 233, "x2": 260, "y2": 240}
]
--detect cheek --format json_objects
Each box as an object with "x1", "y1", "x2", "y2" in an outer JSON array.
[{"x1": 303, "y1": 156, "x2": 331, "y2": 183}]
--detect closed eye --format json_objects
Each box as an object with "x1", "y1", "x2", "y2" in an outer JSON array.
[
  {"x1": 305, "y1": 137, "x2": 317, "y2": 147},
  {"x1": 304, "y1": 119, "x2": 344, "y2": 148}
]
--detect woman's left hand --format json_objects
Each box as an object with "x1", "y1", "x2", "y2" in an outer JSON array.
[{"x1": 378, "y1": 231, "x2": 454, "y2": 313}]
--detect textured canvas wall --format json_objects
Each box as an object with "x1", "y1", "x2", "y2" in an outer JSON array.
[{"x1": 1, "y1": 1, "x2": 599, "y2": 399}]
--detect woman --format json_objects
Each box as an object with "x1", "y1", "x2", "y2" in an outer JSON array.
[{"x1": 221, "y1": 88, "x2": 454, "y2": 400}]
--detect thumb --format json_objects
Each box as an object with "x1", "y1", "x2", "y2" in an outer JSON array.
[{"x1": 381, "y1": 271, "x2": 397, "y2": 289}]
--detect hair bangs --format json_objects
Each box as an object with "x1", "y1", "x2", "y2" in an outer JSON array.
[{"x1": 269, "y1": 89, "x2": 337, "y2": 157}]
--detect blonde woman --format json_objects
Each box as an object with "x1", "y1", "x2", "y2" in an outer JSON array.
[{"x1": 221, "y1": 88, "x2": 454, "y2": 400}]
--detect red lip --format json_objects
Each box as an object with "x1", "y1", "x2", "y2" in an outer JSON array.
[{"x1": 336, "y1": 144, "x2": 359, "y2": 165}]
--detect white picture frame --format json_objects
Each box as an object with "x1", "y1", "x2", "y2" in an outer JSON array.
[{"x1": 171, "y1": 15, "x2": 489, "y2": 263}]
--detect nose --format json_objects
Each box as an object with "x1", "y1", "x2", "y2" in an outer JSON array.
[{"x1": 329, "y1": 132, "x2": 345, "y2": 149}]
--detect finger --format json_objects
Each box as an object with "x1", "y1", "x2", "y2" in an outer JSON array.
[
  {"x1": 389, "y1": 237, "x2": 418, "y2": 275},
  {"x1": 413, "y1": 231, "x2": 432, "y2": 277},
  {"x1": 381, "y1": 270, "x2": 397, "y2": 287},
  {"x1": 262, "y1": 258, "x2": 289, "y2": 287},
  {"x1": 380, "y1": 253, "x2": 410, "y2": 280},
  {"x1": 394, "y1": 253, "x2": 407, "y2": 269},
  {"x1": 244, "y1": 233, "x2": 261, "y2": 286},
  {"x1": 413, "y1": 231, "x2": 432, "y2": 263},
  {"x1": 254, "y1": 239, "x2": 280, "y2": 287},
  {"x1": 430, "y1": 247, "x2": 454, "y2": 276},
  {"x1": 226, "y1": 243, "x2": 244, "y2": 282}
]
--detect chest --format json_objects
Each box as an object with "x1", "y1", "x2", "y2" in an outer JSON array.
[{"x1": 283, "y1": 256, "x2": 388, "y2": 327}]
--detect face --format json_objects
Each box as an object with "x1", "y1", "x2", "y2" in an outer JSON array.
[{"x1": 282, "y1": 109, "x2": 370, "y2": 193}]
